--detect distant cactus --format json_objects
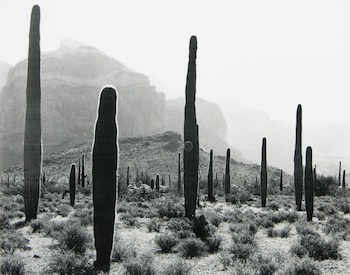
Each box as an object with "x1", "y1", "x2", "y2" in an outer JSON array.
[
  {"x1": 280, "y1": 169, "x2": 283, "y2": 192},
  {"x1": 260, "y1": 138, "x2": 267, "y2": 207},
  {"x1": 92, "y1": 86, "x2": 118, "y2": 271},
  {"x1": 342, "y1": 170, "x2": 346, "y2": 188},
  {"x1": 177, "y1": 152, "x2": 181, "y2": 192},
  {"x1": 78, "y1": 158, "x2": 81, "y2": 185},
  {"x1": 224, "y1": 148, "x2": 231, "y2": 195},
  {"x1": 183, "y1": 36, "x2": 199, "y2": 219},
  {"x1": 305, "y1": 146, "x2": 314, "y2": 222},
  {"x1": 81, "y1": 154, "x2": 85, "y2": 187},
  {"x1": 208, "y1": 149, "x2": 214, "y2": 202},
  {"x1": 151, "y1": 178, "x2": 155, "y2": 189},
  {"x1": 338, "y1": 161, "x2": 342, "y2": 187},
  {"x1": 156, "y1": 174, "x2": 160, "y2": 192},
  {"x1": 126, "y1": 166, "x2": 130, "y2": 186},
  {"x1": 294, "y1": 104, "x2": 303, "y2": 211},
  {"x1": 69, "y1": 164, "x2": 76, "y2": 206},
  {"x1": 23, "y1": 5, "x2": 42, "y2": 221}
]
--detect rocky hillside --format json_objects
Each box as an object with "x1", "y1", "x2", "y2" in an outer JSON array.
[
  {"x1": 0, "y1": 43, "x2": 165, "y2": 172},
  {"x1": 0, "y1": 60, "x2": 11, "y2": 88},
  {"x1": 3, "y1": 132, "x2": 292, "y2": 192}
]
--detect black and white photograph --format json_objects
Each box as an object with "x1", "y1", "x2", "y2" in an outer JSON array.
[{"x1": 0, "y1": 1, "x2": 349, "y2": 274}]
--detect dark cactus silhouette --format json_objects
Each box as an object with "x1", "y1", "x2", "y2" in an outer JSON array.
[
  {"x1": 23, "y1": 5, "x2": 42, "y2": 221},
  {"x1": 343, "y1": 170, "x2": 346, "y2": 189},
  {"x1": 81, "y1": 154, "x2": 85, "y2": 187},
  {"x1": 305, "y1": 146, "x2": 314, "y2": 222},
  {"x1": 224, "y1": 148, "x2": 231, "y2": 195},
  {"x1": 177, "y1": 152, "x2": 181, "y2": 192},
  {"x1": 338, "y1": 161, "x2": 342, "y2": 187},
  {"x1": 126, "y1": 166, "x2": 130, "y2": 186},
  {"x1": 92, "y1": 86, "x2": 118, "y2": 271},
  {"x1": 78, "y1": 158, "x2": 81, "y2": 185},
  {"x1": 260, "y1": 137, "x2": 267, "y2": 207},
  {"x1": 69, "y1": 164, "x2": 76, "y2": 206},
  {"x1": 183, "y1": 36, "x2": 199, "y2": 219},
  {"x1": 294, "y1": 104, "x2": 303, "y2": 211},
  {"x1": 156, "y1": 174, "x2": 160, "y2": 192},
  {"x1": 280, "y1": 169, "x2": 283, "y2": 192},
  {"x1": 150, "y1": 178, "x2": 155, "y2": 189},
  {"x1": 207, "y1": 149, "x2": 214, "y2": 202}
]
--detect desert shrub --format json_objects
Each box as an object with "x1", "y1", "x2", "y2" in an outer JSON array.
[
  {"x1": 120, "y1": 213, "x2": 138, "y2": 227},
  {"x1": 314, "y1": 211, "x2": 325, "y2": 221},
  {"x1": 123, "y1": 254, "x2": 155, "y2": 275},
  {"x1": 338, "y1": 200, "x2": 350, "y2": 214},
  {"x1": 30, "y1": 219, "x2": 46, "y2": 233},
  {"x1": 157, "y1": 198, "x2": 184, "y2": 218},
  {"x1": 206, "y1": 235, "x2": 222, "y2": 253},
  {"x1": 166, "y1": 218, "x2": 194, "y2": 239},
  {"x1": 284, "y1": 257, "x2": 321, "y2": 275},
  {"x1": 0, "y1": 213, "x2": 11, "y2": 230},
  {"x1": 0, "y1": 255, "x2": 25, "y2": 275},
  {"x1": 295, "y1": 223, "x2": 319, "y2": 237},
  {"x1": 125, "y1": 183, "x2": 157, "y2": 202},
  {"x1": 1, "y1": 231, "x2": 30, "y2": 254},
  {"x1": 46, "y1": 251, "x2": 92, "y2": 275},
  {"x1": 248, "y1": 223, "x2": 258, "y2": 235},
  {"x1": 206, "y1": 212, "x2": 223, "y2": 227},
  {"x1": 314, "y1": 176, "x2": 337, "y2": 196},
  {"x1": 232, "y1": 232, "x2": 256, "y2": 246},
  {"x1": 323, "y1": 215, "x2": 350, "y2": 240},
  {"x1": 162, "y1": 259, "x2": 192, "y2": 275},
  {"x1": 56, "y1": 204, "x2": 71, "y2": 217},
  {"x1": 192, "y1": 214, "x2": 211, "y2": 241},
  {"x1": 256, "y1": 216, "x2": 274, "y2": 228},
  {"x1": 179, "y1": 238, "x2": 207, "y2": 258},
  {"x1": 155, "y1": 233, "x2": 179, "y2": 253},
  {"x1": 268, "y1": 202, "x2": 280, "y2": 211},
  {"x1": 316, "y1": 202, "x2": 337, "y2": 215},
  {"x1": 57, "y1": 223, "x2": 90, "y2": 254},
  {"x1": 111, "y1": 237, "x2": 137, "y2": 263},
  {"x1": 225, "y1": 188, "x2": 251, "y2": 204},
  {"x1": 45, "y1": 219, "x2": 68, "y2": 238},
  {"x1": 292, "y1": 233, "x2": 341, "y2": 260},
  {"x1": 217, "y1": 252, "x2": 232, "y2": 271},
  {"x1": 145, "y1": 218, "x2": 161, "y2": 232},
  {"x1": 251, "y1": 254, "x2": 278, "y2": 275},
  {"x1": 267, "y1": 226, "x2": 291, "y2": 238},
  {"x1": 229, "y1": 242, "x2": 254, "y2": 261}
]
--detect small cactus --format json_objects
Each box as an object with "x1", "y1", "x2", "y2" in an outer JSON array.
[
  {"x1": 305, "y1": 146, "x2": 314, "y2": 221},
  {"x1": 224, "y1": 149, "x2": 231, "y2": 195},
  {"x1": 177, "y1": 152, "x2": 181, "y2": 192},
  {"x1": 342, "y1": 170, "x2": 346, "y2": 189},
  {"x1": 151, "y1": 178, "x2": 155, "y2": 189},
  {"x1": 208, "y1": 149, "x2": 214, "y2": 202},
  {"x1": 260, "y1": 138, "x2": 267, "y2": 207},
  {"x1": 69, "y1": 164, "x2": 76, "y2": 206},
  {"x1": 338, "y1": 161, "x2": 342, "y2": 187},
  {"x1": 156, "y1": 174, "x2": 160, "y2": 192},
  {"x1": 126, "y1": 166, "x2": 130, "y2": 186},
  {"x1": 280, "y1": 169, "x2": 283, "y2": 193}
]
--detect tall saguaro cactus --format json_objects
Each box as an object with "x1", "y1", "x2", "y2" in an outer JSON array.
[
  {"x1": 81, "y1": 154, "x2": 85, "y2": 187},
  {"x1": 92, "y1": 86, "x2": 118, "y2": 271},
  {"x1": 280, "y1": 169, "x2": 283, "y2": 193},
  {"x1": 183, "y1": 36, "x2": 199, "y2": 219},
  {"x1": 156, "y1": 174, "x2": 160, "y2": 192},
  {"x1": 69, "y1": 164, "x2": 76, "y2": 206},
  {"x1": 305, "y1": 146, "x2": 314, "y2": 222},
  {"x1": 294, "y1": 104, "x2": 303, "y2": 211},
  {"x1": 23, "y1": 5, "x2": 42, "y2": 221},
  {"x1": 343, "y1": 170, "x2": 346, "y2": 189},
  {"x1": 177, "y1": 152, "x2": 181, "y2": 192},
  {"x1": 224, "y1": 148, "x2": 231, "y2": 195},
  {"x1": 260, "y1": 137, "x2": 267, "y2": 207},
  {"x1": 338, "y1": 161, "x2": 342, "y2": 187},
  {"x1": 208, "y1": 149, "x2": 214, "y2": 202}
]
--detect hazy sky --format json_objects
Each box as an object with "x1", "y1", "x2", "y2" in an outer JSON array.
[{"x1": 1, "y1": 0, "x2": 349, "y2": 125}]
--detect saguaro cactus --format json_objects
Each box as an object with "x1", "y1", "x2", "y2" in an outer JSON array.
[
  {"x1": 92, "y1": 86, "x2": 118, "y2": 271},
  {"x1": 69, "y1": 164, "x2": 76, "y2": 206},
  {"x1": 224, "y1": 148, "x2": 231, "y2": 195},
  {"x1": 23, "y1": 5, "x2": 42, "y2": 221},
  {"x1": 305, "y1": 146, "x2": 314, "y2": 222},
  {"x1": 208, "y1": 149, "x2": 214, "y2": 202},
  {"x1": 260, "y1": 138, "x2": 267, "y2": 207},
  {"x1": 81, "y1": 154, "x2": 85, "y2": 187},
  {"x1": 78, "y1": 158, "x2": 81, "y2": 185},
  {"x1": 126, "y1": 166, "x2": 130, "y2": 186},
  {"x1": 280, "y1": 169, "x2": 283, "y2": 193},
  {"x1": 183, "y1": 36, "x2": 199, "y2": 219},
  {"x1": 156, "y1": 174, "x2": 160, "y2": 192},
  {"x1": 150, "y1": 178, "x2": 155, "y2": 189},
  {"x1": 177, "y1": 152, "x2": 181, "y2": 192},
  {"x1": 338, "y1": 161, "x2": 342, "y2": 187},
  {"x1": 343, "y1": 170, "x2": 346, "y2": 189},
  {"x1": 294, "y1": 104, "x2": 303, "y2": 211}
]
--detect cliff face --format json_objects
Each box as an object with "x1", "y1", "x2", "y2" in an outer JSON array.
[{"x1": 0, "y1": 45, "x2": 165, "y2": 172}]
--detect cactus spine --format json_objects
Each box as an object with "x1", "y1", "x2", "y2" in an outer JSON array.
[
  {"x1": 294, "y1": 104, "x2": 303, "y2": 211},
  {"x1": 23, "y1": 5, "x2": 42, "y2": 221},
  {"x1": 156, "y1": 174, "x2": 160, "y2": 192},
  {"x1": 69, "y1": 164, "x2": 76, "y2": 206},
  {"x1": 305, "y1": 146, "x2": 314, "y2": 222},
  {"x1": 92, "y1": 87, "x2": 118, "y2": 271},
  {"x1": 224, "y1": 149, "x2": 231, "y2": 195},
  {"x1": 183, "y1": 36, "x2": 199, "y2": 219},
  {"x1": 260, "y1": 137, "x2": 267, "y2": 207},
  {"x1": 208, "y1": 149, "x2": 214, "y2": 202}
]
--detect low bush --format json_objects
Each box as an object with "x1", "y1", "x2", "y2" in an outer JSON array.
[
  {"x1": 179, "y1": 238, "x2": 207, "y2": 258},
  {"x1": 145, "y1": 218, "x2": 161, "y2": 232},
  {"x1": 154, "y1": 233, "x2": 179, "y2": 253},
  {"x1": 162, "y1": 259, "x2": 192, "y2": 275},
  {"x1": 206, "y1": 235, "x2": 222, "y2": 253},
  {"x1": 30, "y1": 219, "x2": 46, "y2": 233},
  {"x1": 192, "y1": 215, "x2": 211, "y2": 241},
  {"x1": 111, "y1": 237, "x2": 137, "y2": 263},
  {"x1": 123, "y1": 254, "x2": 155, "y2": 275},
  {"x1": 0, "y1": 231, "x2": 30, "y2": 254},
  {"x1": 157, "y1": 198, "x2": 184, "y2": 218},
  {"x1": 229, "y1": 242, "x2": 255, "y2": 261},
  {"x1": 284, "y1": 257, "x2": 321, "y2": 275},
  {"x1": 267, "y1": 226, "x2": 291, "y2": 238},
  {"x1": 46, "y1": 251, "x2": 92, "y2": 275},
  {"x1": 120, "y1": 213, "x2": 138, "y2": 227},
  {"x1": 57, "y1": 223, "x2": 90, "y2": 254},
  {"x1": 324, "y1": 214, "x2": 350, "y2": 240},
  {"x1": 0, "y1": 255, "x2": 26, "y2": 275}
]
